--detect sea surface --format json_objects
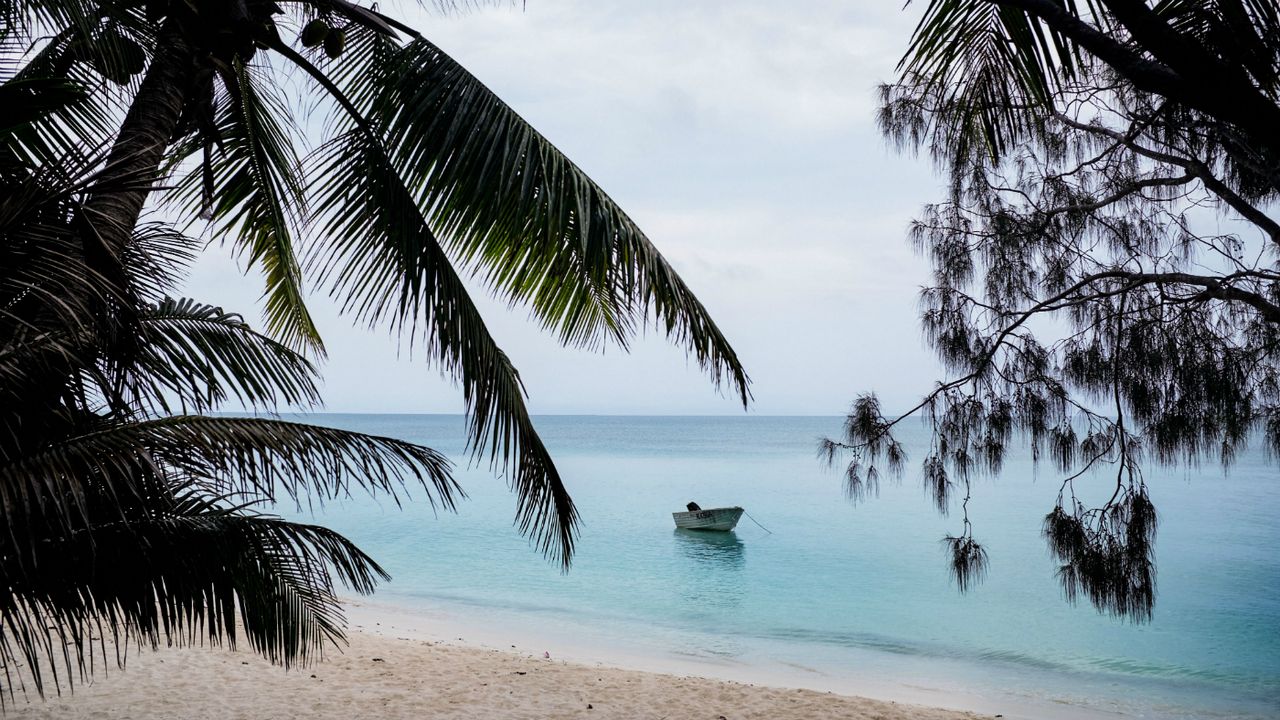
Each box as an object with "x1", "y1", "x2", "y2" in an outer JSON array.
[{"x1": 280, "y1": 414, "x2": 1279, "y2": 719}]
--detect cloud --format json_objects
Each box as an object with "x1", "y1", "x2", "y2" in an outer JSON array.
[{"x1": 411, "y1": 1, "x2": 920, "y2": 141}]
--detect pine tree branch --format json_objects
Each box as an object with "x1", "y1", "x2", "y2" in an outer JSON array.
[{"x1": 1050, "y1": 112, "x2": 1280, "y2": 245}]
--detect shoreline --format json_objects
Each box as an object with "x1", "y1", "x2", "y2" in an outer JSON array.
[
  {"x1": 10, "y1": 618, "x2": 985, "y2": 720},
  {"x1": 10, "y1": 598, "x2": 1239, "y2": 719},
  {"x1": 342, "y1": 597, "x2": 1130, "y2": 720}
]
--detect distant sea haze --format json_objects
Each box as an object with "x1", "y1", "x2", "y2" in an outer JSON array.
[{"x1": 284, "y1": 414, "x2": 1280, "y2": 720}]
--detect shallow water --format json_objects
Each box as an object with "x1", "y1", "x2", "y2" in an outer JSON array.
[{"x1": 281, "y1": 414, "x2": 1280, "y2": 719}]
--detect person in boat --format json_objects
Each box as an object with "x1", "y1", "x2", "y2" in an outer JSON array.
[{"x1": 686, "y1": 501, "x2": 701, "y2": 512}]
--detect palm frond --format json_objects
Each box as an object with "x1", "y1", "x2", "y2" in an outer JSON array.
[
  {"x1": 370, "y1": 37, "x2": 750, "y2": 399},
  {"x1": 2, "y1": 20, "x2": 128, "y2": 167},
  {"x1": 1, "y1": 492, "x2": 389, "y2": 703},
  {"x1": 0, "y1": 76, "x2": 85, "y2": 135},
  {"x1": 128, "y1": 297, "x2": 322, "y2": 413},
  {"x1": 306, "y1": 127, "x2": 577, "y2": 566},
  {"x1": 272, "y1": 27, "x2": 755, "y2": 565},
  {"x1": 167, "y1": 59, "x2": 321, "y2": 354},
  {"x1": 123, "y1": 221, "x2": 199, "y2": 303},
  {"x1": 4, "y1": 0, "x2": 99, "y2": 40},
  {"x1": 901, "y1": 0, "x2": 1077, "y2": 164},
  {"x1": 1154, "y1": 0, "x2": 1280, "y2": 92},
  {"x1": 0, "y1": 416, "x2": 459, "y2": 556},
  {"x1": 0, "y1": 143, "x2": 121, "y2": 445}
]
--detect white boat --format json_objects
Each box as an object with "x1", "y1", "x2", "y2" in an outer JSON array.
[{"x1": 672, "y1": 506, "x2": 744, "y2": 531}]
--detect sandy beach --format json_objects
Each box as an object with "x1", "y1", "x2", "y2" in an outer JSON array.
[{"x1": 9, "y1": 621, "x2": 987, "y2": 720}]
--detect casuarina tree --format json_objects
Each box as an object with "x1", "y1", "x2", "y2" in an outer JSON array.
[{"x1": 823, "y1": 0, "x2": 1279, "y2": 622}]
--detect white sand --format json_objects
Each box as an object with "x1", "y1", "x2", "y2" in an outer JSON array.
[{"x1": 9, "y1": 627, "x2": 988, "y2": 720}]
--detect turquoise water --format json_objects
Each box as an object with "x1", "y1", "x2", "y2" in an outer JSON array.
[{"x1": 286, "y1": 414, "x2": 1279, "y2": 718}]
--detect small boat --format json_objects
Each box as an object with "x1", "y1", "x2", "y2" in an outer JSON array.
[{"x1": 672, "y1": 505, "x2": 744, "y2": 531}]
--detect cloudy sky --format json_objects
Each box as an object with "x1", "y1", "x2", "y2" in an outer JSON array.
[{"x1": 183, "y1": 0, "x2": 947, "y2": 415}]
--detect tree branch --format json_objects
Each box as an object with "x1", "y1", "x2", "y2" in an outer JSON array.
[
  {"x1": 994, "y1": 0, "x2": 1280, "y2": 158},
  {"x1": 1051, "y1": 112, "x2": 1280, "y2": 246}
]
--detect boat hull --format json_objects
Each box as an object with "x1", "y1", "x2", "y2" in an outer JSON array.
[{"x1": 672, "y1": 506, "x2": 744, "y2": 531}]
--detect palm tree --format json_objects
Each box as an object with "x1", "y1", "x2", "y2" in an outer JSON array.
[
  {"x1": 1, "y1": 76, "x2": 464, "y2": 702},
  {"x1": 7, "y1": 0, "x2": 750, "y2": 567},
  {"x1": 2, "y1": 0, "x2": 750, "y2": 699}
]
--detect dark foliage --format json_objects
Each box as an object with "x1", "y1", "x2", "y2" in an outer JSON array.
[
  {"x1": 0, "y1": 71, "x2": 461, "y2": 702},
  {"x1": 6, "y1": 0, "x2": 750, "y2": 573},
  {"x1": 824, "y1": 0, "x2": 1279, "y2": 621},
  {"x1": 4, "y1": 0, "x2": 750, "y2": 701}
]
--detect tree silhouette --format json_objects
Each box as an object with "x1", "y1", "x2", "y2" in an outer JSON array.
[{"x1": 824, "y1": 0, "x2": 1279, "y2": 622}]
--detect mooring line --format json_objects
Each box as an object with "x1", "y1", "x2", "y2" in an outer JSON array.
[{"x1": 744, "y1": 510, "x2": 773, "y2": 534}]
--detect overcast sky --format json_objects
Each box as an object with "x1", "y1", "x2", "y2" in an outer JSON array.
[{"x1": 181, "y1": 0, "x2": 948, "y2": 415}]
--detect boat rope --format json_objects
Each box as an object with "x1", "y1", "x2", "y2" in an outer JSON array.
[{"x1": 743, "y1": 510, "x2": 773, "y2": 534}]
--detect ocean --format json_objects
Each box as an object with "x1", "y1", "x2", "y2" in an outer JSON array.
[{"x1": 281, "y1": 414, "x2": 1279, "y2": 719}]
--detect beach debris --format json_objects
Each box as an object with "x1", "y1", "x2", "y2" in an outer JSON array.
[
  {"x1": 513, "y1": 671, "x2": 527, "y2": 675},
  {"x1": 587, "y1": 704, "x2": 593, "y2": 709},
  {"x1": 543, "y1": 651, "x2": 551, "y2": 659},
  {"x1": 372, "y1": 658, "x2": 385, "y2": 662},
  {"x1": 310, "y1": 674, "x2": 317, "y2": 678}
]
